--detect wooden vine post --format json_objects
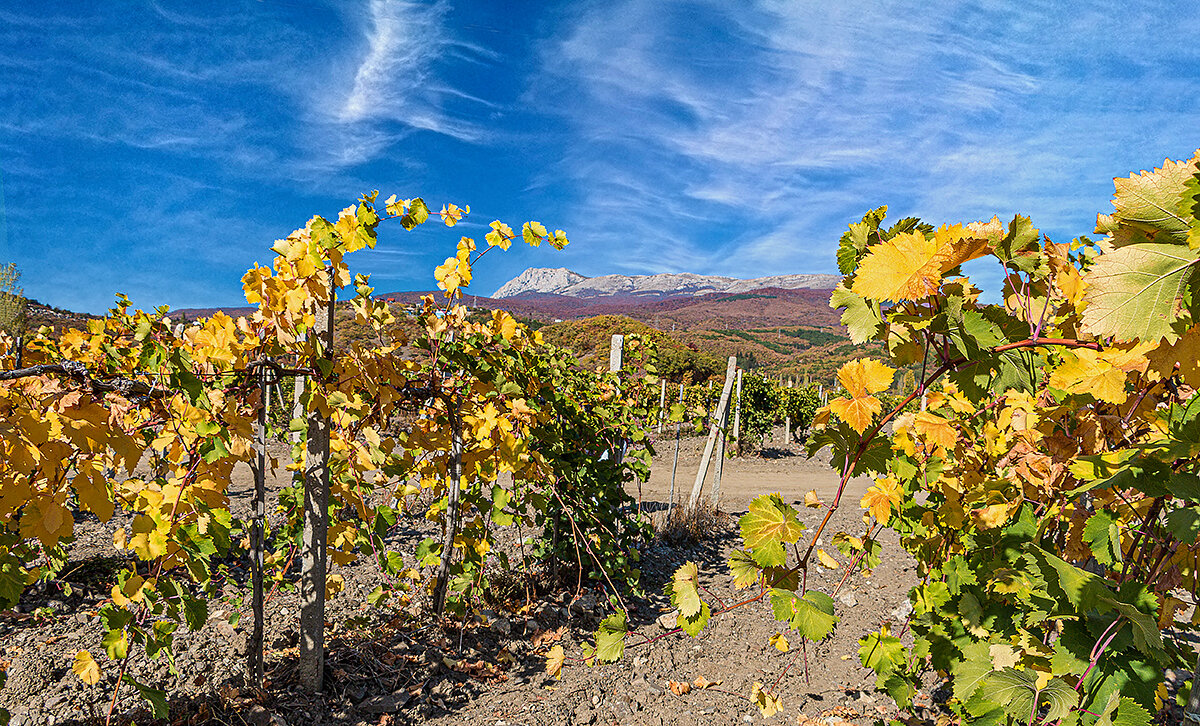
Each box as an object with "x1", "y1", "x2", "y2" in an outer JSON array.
[
  {"x1": 248, "y1": 362, "x2": 269, "y2": 686},
  {"x1": 688, "y1": 356, "x2": 736, "y2": 508},
  {"x1": 782, "y1": 378, "x2": 793, "y2": 445},
  {"x1": 657, "y1": 377, "x2": 667, "y2": 433},
  {"x1": 299, "y1": 273, "x2": 334, "y2": 692},
  {"x1": 668, "y1": 382, "x2": 683, "y2": 515},
  {"x1": 733, "y1": 368, "x2": 742, "y2": 456}
]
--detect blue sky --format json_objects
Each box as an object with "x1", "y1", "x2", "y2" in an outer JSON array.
[{"x1": 2, "y1": 1, "x2": 1198, "y2": 314}]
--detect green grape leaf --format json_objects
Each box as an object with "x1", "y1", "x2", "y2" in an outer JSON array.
[
  {"x1": 951, "y1": 640, "x2": 995, "y2": 704},
  {"x1": 1083, "y1": 510, "x2": 1122, "y2": 566},
  {"x1": 1165, "y1": 506, "x2": 1200, "y2": 541},
  {"x1": 1040, "y1": 677, "x2": 1080, "y2": 722},
  {"x1": 670, "y1": 561, "x2": 702, "y2": 618},
  {"x1": 1107, "y1": 155, "x2": 1199, "y2": 248},
  {"x1": 879, "y1": 671, "x2": 918, "y2": 709},
  {"x1": 859, "y1": 631, "x2": 906, "y2": 675},
  {"x1": 1092, "y1": 691, "x2": 1155, "y2": 726},
  {"x1": 911, "y1": 581, "x2": 951, "y2": 616},
  {"x1": 1025, "y1": 545, "x2": 1108, "y2": 612},
  {"x1": 727, "y1": 549, "x2": 761, "y2": 589},
  {"x1": 126, "y1": 675, "x2": 169, "y2": 718},
  {"x1": 740, "y1": 494, "x2": 804, "y2": 568},
  {"x1": 1081, "y1": 242, "x2": 1200, "y2": 343},
  {"x1": 980, "y1": 667, "x2": 1039, "y2": 724},
  {"x1": 102, "y1": 629, "x2": 128, "y2": 660},
  {"x1": 829, "y1": 283, "x2": 883, "y2": 343},
  {"x1": 594, "y1": 610, "x2": 626, "y2": 663},
  {"x1": 994, "y1": 214, "x2": 1041, "y2": 264},
  {"x1": 181, "y1": 595, "x2": 207, "y2": 631},
  {"x1": 400, "y1": 198, "x2": 429, "y2": 230},
  {"x1": 679, "y1": 600, "x2": 710, "y2": 637},
  {"x1": 769, "y1": 589, "x2": 838, "y2": 641}
]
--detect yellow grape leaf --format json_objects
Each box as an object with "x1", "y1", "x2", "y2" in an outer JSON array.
[
  {"x1": 1159, "y1": 595, "x2": 1187, "y2": 628},
  {"x1": 545, "y1": 644, "x2": 565, "y2": 679},
  {"x1": 803, "y1": 489, "x2": 823, "y2": 508},
  {"x1": 851, "y1": 224, "x2": 990, "y2": 302},
  {"x1": 440, "y1": 203, "x2": 468, "y2": 227},
  {"x1": 669, "y1": 680, "x2": 692, "y2": 696},
  {"x1": 693, "y1": 675, "x2": 722, "y2": 689},
  {"x1": 491, "y1": 310, "x2": 519, "y2": 341},
  {"x1": 912, "y1": 411, "x2": 957, "y2": 449},
  {"x1": 72, "y1": 650, "x2": 101, "y2": 685},
  {"x1": 73, "y1": 468, "x2": 114, "y2": 522},
  {"x1": 770, "y1": 632, "x2": 790, "y2": 652},
  {"x1": 751, "y1": 682, "x2": 783, "y2": 717},
  {"x1": 971, "y1": 502, "x2": 1013, "y2": 529},
  {"x1": 112, "y1": 528, "x2": 127, "y2": 550},
  {"x1": 1049, "y1": 344, "x2": 1152, "y2": 405},
  {"x1": 325, "y1": 574, "x2": 345, "y2": 599},
  {"x1": 828, "y1": 358, "x2": 895, "y2": 433},
  {"x1": 861, "y1": 476, "x2": 903, "y2": 524},
  {"x1": 817, "y1": 549, "x2": 840, "y2": 570},
  {"x1": 486, "y1": 220, "x2": 514, "y2": 250},
  {"x1": 1049, "y1": 350, "x2": 1125, "y2": 404},
  {"x1": 671, "y1": 561, "x2": 703, "y2": 619},
  {"x1": 1146, "y1": 324, "x2": 1200, "y2": 386}
]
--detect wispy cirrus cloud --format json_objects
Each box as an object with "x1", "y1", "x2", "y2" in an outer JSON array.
[{"x1": 527, "y1": 0, "x2": 1200, "y2": 284}]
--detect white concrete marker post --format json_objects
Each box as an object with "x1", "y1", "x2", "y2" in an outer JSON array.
[{"x1": 299, "y1": 275, "x2": 334, "y2": 693}]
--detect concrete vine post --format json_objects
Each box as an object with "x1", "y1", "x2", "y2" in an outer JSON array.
[
  {"x1": 299, "y1": 271, "x2": 334, "y2": 692},
  {"x1": 433, "y1": 403, "x2": 464, "y2": 615}
]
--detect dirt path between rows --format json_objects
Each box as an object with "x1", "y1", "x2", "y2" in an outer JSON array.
[{"x1": 0, "y1": 427, "x2": 920, "y2": 726}]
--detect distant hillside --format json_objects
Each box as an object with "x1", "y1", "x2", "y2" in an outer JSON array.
[{"x1": 493, "y1": 266, "x2": 841, "y2": 299}]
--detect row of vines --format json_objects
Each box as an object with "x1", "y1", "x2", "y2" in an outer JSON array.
[
  {"x1": 0, "y1": 196, "x2": 658, "y2": 722},
  {"x1": 567, "y1": 150, "x2": 1200, "y2": 725}
]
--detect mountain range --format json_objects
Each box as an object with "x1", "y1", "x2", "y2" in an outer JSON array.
[{"x1": 492, "y1": 267, "x2": 841, "y2": 299}]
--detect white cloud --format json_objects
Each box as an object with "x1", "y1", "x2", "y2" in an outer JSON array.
[{"x1": 527, "y1": 0, "x2": 1200, "y2": 282}]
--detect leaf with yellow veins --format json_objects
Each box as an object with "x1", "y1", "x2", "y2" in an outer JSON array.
[
  {"x1": 73, "y1": 650, "x2": 101, "y2": 685},
  {"x1": 545, "y1": 644, "x2": 565, "y2": 679},
  {"x1": 851, "y1": 224, "x2": 990, "y2": 302},
  {"x1": 861, "y1": 476, "x2": 903, "y2": 524},
  {"x1": 912, "y1": 411, "x2": 957, "y2": 449},
  {"x1": 740, "y1": 494, "x2": 805, "y2": 567},
  {"x1": 770, "y1": 632, "x2": 790, "y2": 652},
  {"x1": 828, "y1": 358, "x2": 895, "y2": 433}
]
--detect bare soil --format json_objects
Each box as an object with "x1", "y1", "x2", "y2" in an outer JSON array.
[{"x1": 0, "y1": 426, "x2": 924, "y2": 726}]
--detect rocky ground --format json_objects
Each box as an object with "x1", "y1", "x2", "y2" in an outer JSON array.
[{"x1": 0, "y1": 429, "x2": 928, "y2": 726}]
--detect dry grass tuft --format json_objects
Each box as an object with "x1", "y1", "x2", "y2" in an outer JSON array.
[{"x1": 656, "y1": 498, "x2": 728, "y2": 545}]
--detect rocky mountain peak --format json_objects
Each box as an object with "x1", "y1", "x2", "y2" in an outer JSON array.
[{"x1": 492, "y1": 267, "x2": 840, "y2": 299}]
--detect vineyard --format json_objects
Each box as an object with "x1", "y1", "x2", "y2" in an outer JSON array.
[{"x1": 2, "y1": 150, "x2": 1200, "y2": 726}]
